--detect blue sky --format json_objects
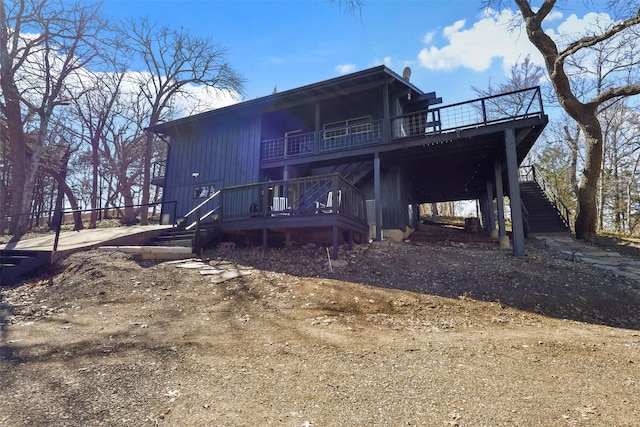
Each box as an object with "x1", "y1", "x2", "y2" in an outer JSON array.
[{"x1": 100, "y1": 0, "x2": 612, "y2": 108}]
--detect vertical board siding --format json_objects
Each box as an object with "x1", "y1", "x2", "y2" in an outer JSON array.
[{"x1": 165, "y1": 113, "x2": 262, "y2": 219}]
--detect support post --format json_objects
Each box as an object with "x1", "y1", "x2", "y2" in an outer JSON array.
[
  {"x1": 262, "y1": 228, "x2": 268, "y2": 253},
  {"x1": 486, "y1": 180, "x2": 497, "y2": 238},
  {"x1": 374, "y1": 152, "x2": 382, "y2": 241},
  {"x1": 494, "y1": 161, "x2": 508, "y2": 247},
  {"x1": 332, "y1": 225, "x2": 339, "y2": 259},
  {"x1": 505, "y1": 128, "x2": 525, "y2": 256}
]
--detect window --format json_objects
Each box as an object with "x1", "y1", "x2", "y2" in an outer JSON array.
[{"x1": 193, "y1": 185, "x2": 216, "y2": 199}]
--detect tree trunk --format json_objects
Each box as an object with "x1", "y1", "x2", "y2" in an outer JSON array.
[
  {"x1": 44, "y1": 166, "x2": 84, "y2": 232},
  {"x1": 90, "y1": 139, "x2": 100, "y2": 228},
  {"x1": 121, "y1": 184, "x2": 138, "y2": 225},
  {"x1": 0, "y1": 62, "x2": 27, "y2": 235},
  {"x1": 574, "y1": 118, "x2": 604, "y2": 240},
  {"x1": 139, "y1": 130, "x2": 154, "y2": 225}
]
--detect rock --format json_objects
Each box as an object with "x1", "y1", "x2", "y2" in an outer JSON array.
[{"x1": 330, "y1": 259, "x2": 348, "y2": 268}]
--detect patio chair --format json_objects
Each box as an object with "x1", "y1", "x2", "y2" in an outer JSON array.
[
  {"x1": 271, "y1": 196, "x2": 290, "y2": 216},
  {"x1": 316, "y1": 190, "x2": 341, "y2": 213}
]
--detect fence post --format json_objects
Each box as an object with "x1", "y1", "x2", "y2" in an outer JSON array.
[{"x1": 52, "y1": 209, "x2": 64, "y2": 256}]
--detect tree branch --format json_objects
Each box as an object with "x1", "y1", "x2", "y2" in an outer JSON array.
[{"x1": 559, "y1": 13, "x2": 640, "y2": 64}]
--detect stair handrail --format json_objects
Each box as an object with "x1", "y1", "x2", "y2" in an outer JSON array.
[
  {"x1": 524, "y1": 165, "x2": 572, "y2": 230},
  {"x1": 185, "y1": 206, "x2": 220, "y2": 230},
  {"x1": 182, "y1": 190, "x2": 221, "y2": 225}
]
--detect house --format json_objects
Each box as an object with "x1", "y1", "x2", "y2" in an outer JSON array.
[{"x1": 149, "y1": 65, "x2": 549, "y2": 257}]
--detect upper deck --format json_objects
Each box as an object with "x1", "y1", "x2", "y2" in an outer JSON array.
[{"x1": 260, "y1": 86, "x2": 547, "y2": 202}]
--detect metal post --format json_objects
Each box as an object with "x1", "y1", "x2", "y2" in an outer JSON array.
[
  {"x1": 374, "y1": 152, "x2": 382, "y2": 241},
  {"x1": 262, "y1": 228, "x2": 268, "y2": 253},
  {"x1": 505, "y1": 128, "x2": 525, "y2": 256},
  {"x1": 494, "y1": 161, "x2": 506, "y2": 239},
  {"x1": 52, "y1": 208, "x2": 64, "y2": 257},
  {"x1": 486, "y1": 180, "x2": 497, "y2": 236}
]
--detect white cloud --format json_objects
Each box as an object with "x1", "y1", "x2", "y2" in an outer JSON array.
[
  {"x1": 335, "y1": 64, "x2": 356, "y2": 75},
  {"x1": 173, "y1": 84, "x2": 240, "y2": 116},
  {"x1": 417, "y1": 7, "x2": 620, "y2": 81},
  {"x1": 545, "y1": 10, "x2": 564, "y2": 22},
  {"x1": 443, "y1": 20, "x2": 466, "y2": 38},
  {"x1": 418, "y1": 8, "x2": 543, "y2": 74},
  {"x1": 550, "y1": 12, "x2": 614, "y2": 49},
  {"x1": 423, "y1": 31, "x2": 435, "y2": 44},
  {"x1": 107, "y1": 71, "x2": 240, "y2": 118}
]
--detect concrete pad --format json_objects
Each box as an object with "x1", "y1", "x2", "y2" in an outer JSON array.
[
  {"x1": 99, "y1": 245, "x2": 192, "y2": 254},
  {"x1": 200, "y1": 268, "x2": 224, "y2": 275},
  {"x1": 98, "y1": 245, "x2": 195, "y2": 261},
  {"x1": 176, "y1": 262, "x2": 209, "y2": 269},
  {"x1": 589, "y1": 264, "x2": 622, "y2": 273},
  {"x1": 137, "y1": 252, "x2": 195, "y2": 261},
  {"x1": 576, "y1": 256, "x2": 621, "y2": 266},
  {"x1": 581, "y1": 251, "x2": 621, "y2": 257}
]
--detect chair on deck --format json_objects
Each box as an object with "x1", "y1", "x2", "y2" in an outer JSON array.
[
  {"x1": 271, "y1": 197, "x2": 290, "y2": 216},
  {"x1": 316, "y1": 190, "x2": 341, "y2": 213}
]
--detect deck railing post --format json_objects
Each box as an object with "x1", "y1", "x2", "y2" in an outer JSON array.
[
  {"x1": 263, "y1": 183, "x2": 269, "y2": 217},
  {"x1": 52, "y1": 208, "x2": 64, "y2": 256},
  {"x1": 482, "y1": 99, "x2": 488, "y2": 125}
]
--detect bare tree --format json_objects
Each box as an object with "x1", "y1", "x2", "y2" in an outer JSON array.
[
  {"x1": 597, "y1": 101, "x2": 640, "y2": 232},
  {"x1": 0, "y1": 0, "x2": 105, "y2": 236},
  {"x1": 488, "y1": 0, "x2": 640, "y2": 239},
  {"x1": 473, "y1": 54, "x2": 545, "y2": 96},
  {"x1": 118, "y1": 17, "x2": 245, "y2": 225},
  {"x1": 97, "y1": 86, "x2": 151, "y2": 225},
  {"x1": 74, "y1": 67, "x2": 126, "y2": 228}
]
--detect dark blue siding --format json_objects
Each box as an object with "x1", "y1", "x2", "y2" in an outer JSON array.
[{"x1": 163, "y1": 113, "x2": 262, "y2": 219}]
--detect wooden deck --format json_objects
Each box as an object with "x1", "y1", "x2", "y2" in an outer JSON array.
[{"x1": 185, "y1": 174, "x2": 370, "y2": 256}]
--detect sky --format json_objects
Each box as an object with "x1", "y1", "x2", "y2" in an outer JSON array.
[{"x1": 98, "y1": 0, "x2": 615, "y2": 110}]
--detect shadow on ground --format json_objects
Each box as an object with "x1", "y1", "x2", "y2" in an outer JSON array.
[{"x1": 220, "y1": 219, "x2": 640, "y2": 331}]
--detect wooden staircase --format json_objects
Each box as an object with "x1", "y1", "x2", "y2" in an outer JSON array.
[
  {"x1": 520, "y1": 181, "x2": 571, "y2": 234},
  {"x1": 316, "y1": 161, "x2": 373, "y2": 187},
  {"x1": 0, "y1": 250, "x2": 51, "y2": 286},
  {"x1": 147, "y1": 223, "x2": 221, "y2": 254}
]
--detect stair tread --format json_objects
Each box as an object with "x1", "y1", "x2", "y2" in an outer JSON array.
[{"x1": 520, "y1": 180, "x2": 570, "y2": 233}]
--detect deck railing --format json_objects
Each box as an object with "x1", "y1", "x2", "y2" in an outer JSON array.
[
  {"x1": 430, "y1": 86, "x2": 544, "y2": 132},
  {"x1": 319, "y1": 120, "x2": 384, "y2": 152},
  {"x1": 207, "y1": 174, "x2": 367, "y2": 224},
  {"x1": 261, "y1": 86, "x2": 544, "y2": 161},
  {"x1": 262, "y1": 131, "x2": 316, "y2": 160}
]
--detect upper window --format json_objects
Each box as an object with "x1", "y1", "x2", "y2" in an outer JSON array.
[{"x1": 193, "y1": 185, "x2": 216, "y2": 199}]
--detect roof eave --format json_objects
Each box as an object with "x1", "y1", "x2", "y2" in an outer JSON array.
[{"x1": 148, "y1": 65, "x2": 423, "y2": 134}]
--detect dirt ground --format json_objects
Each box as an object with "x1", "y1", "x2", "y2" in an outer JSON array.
[{"x1": 1, "y1": 221, "x2": 640, "y2": 426}]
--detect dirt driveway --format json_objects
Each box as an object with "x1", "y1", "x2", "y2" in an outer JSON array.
[{"x1": 1, "y1": 223, "x2": 639, "y2": 426}]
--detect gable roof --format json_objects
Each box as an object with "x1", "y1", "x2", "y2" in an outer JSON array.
[{"x1": 149, "y1": 65, "x2": 423, "y2": 134}]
